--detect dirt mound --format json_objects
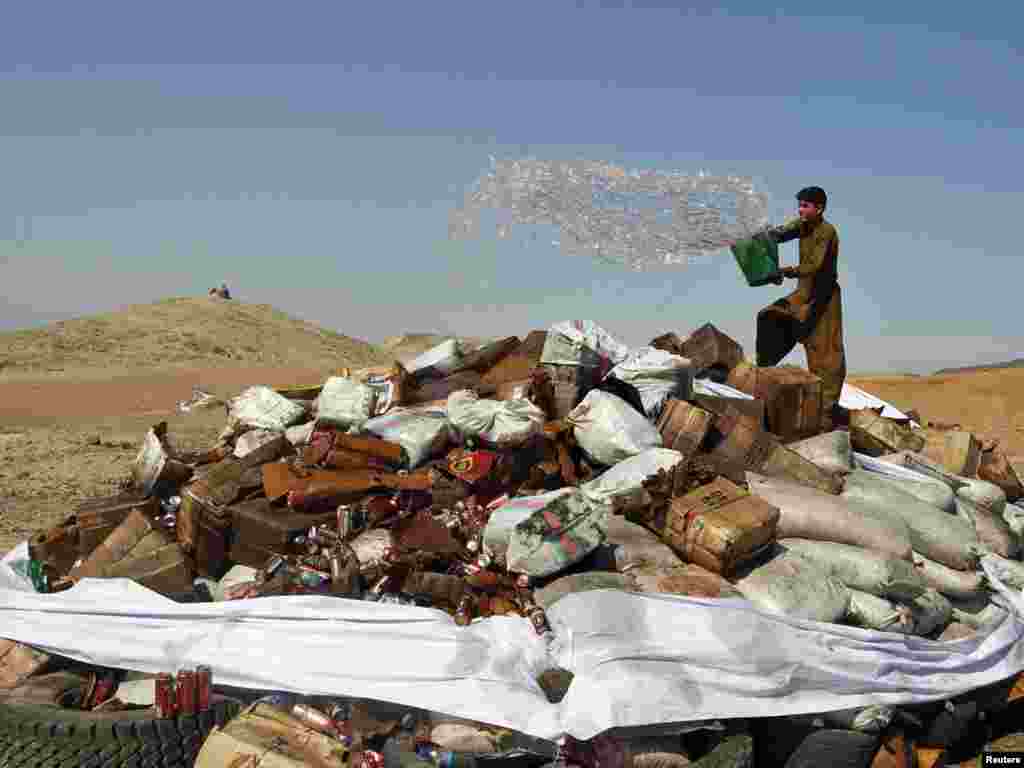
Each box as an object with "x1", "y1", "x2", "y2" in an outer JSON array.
[{"x1": 0, "y1": 297, "x2": 392, "y2": 378}]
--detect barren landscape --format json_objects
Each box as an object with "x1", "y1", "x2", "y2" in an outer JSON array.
[{"x1": 1, "y1": 296, "x2": 1021, "y2": 554}]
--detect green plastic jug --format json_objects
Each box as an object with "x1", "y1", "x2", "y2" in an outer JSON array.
[{"x1": 731, "y1": 235, "x2": 781, "y2": 287}]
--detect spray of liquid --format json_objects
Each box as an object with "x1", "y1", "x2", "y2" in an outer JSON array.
[{"x1": 449, "y1": 158, "x2": 771, "y2": 271}]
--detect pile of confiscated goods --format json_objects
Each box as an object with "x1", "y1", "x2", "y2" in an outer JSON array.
[{"x1": 8, "y1": 320, "x2": 1024, "y2": 768}]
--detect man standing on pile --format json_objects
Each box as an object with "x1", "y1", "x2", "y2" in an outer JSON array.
[{"x1": 755, "y1": 186, "x2": 847, "y2": 430}]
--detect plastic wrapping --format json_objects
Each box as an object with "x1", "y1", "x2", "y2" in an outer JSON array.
[
  {"x1": 449, "y1": 158, "x2": 771, "y2": 270},
  {"x1": 568, "y1": 390, "x2": 663, "y2": 467},
  {"x1": 605, "y1": 514, "x2": 683, "y2": 572},
  {"x1": 627, "y1": 563, "x2": 745, "y2": 599},
  {"x1": 539, "y1": 320, "x2": 630, "y2": 370},
  {"x1": 938, "y1": 622, "x2": 977, "y2": 642},
  {"x1": 534, "y1": 573, "x2": 634, "y2": 610},
  {"x1": 745, "y1": 473, "x2": 913, "y2": 562},
  {"x1": 606, "y1": 347, "x2": 694, "y2": 420},
  {"x1": 315, "y1": 376, "x2": 379, "y2": 429},
  {"x1": 911, "y1": 551, "x2": 988, "y2": 599},
  {"x1": 579, "y1": 448, "x2": 685, "y2": 514},
  {"x1": 957, "y1": 478, "x2": 1008, "y2": 518},
  {"x1": 905, "y1": 589, "x2": 953, "y2": 636},
  {"x1": 822, "y1": 705, "x2": 895, "y2": 734},
  {"x1": 1006, "y1": 502, "x2": 1024, "y2": 540},
  {"x1": 956, "y1": 498, "x2": 1017, "y2": 559},
  {"x1": 847, "y1": 588, "x2": 950, "y2": 638},
  {"x1": 733, "y1": 551, "x2": 851, "y2": 623},
  {"x1": 692, "y1": 379, "x2": 755, "y2": 400},
  {"x1": 405, "y1": 339, "x2": 464, "y2": 380},
  {"x1": 285, "y1": 422, "x2": 315, "y2": 447},
  {"x1": 446, "y1": 390, "x2": 546, "y2": 448},
  {"x1": 5, "y1": 556, "x2": 1024, "y2": 741},
  {"x1": 233, "y1": 429, "x2": 289, "y2": 466},
  {"x1": 788, "y1": 431, "x2": 854, "y2": 475},
  {"x1": 982, "y1": 553, "x2": 1024, "y2": 592},
  {"x1": 778, "y1": 538, "x2": 925, "y2": 602},
  {"x1": 363, "y1": 407, "x2": 450, "y2": 469},
  {"x1": 133, "y1": 429, "x2": 172, "y2": 497},
  {"x1": 852, "y1": 454, "x2": 955, "y2": 513},
  {"x1": 840, "y1": 470, "x2": 981, "y2": 571},
  {"x1": 483, "y1": 489, "x2": 607, "y2": 578},
  {"x1": 228, "y1": 386, "x2": 307, "y2": 432},
  {"x1": 846, "y1": 590, "x2": 912, "y2": 634}
]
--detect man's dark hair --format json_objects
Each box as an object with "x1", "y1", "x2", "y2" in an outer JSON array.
[{"x1": 796, "y1": 186, "x2": 827, "y2": 208}]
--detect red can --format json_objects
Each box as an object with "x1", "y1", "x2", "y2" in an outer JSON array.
[
  {"x1": 89, "y1": 673, "x2": 118, "y2": 708},
  {"x1": 527, "y1": 605, "x2": 551, "y2": 635},
  {"x1": 361, "y1": 751, "x2": 385, "y2": 768},
  {"x1": 176, "y1": 669, "x2": 197, "y2": 715},
  {"x1": 155, "y1": 673, "x2": 177, "y2": 719},
  {"x1": 195, "y1": 665, "x2": 212, "y2": 712}
]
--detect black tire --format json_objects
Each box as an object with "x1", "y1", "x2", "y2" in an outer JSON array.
[{"x1": 0, "y1": 695, "x2": 240, "y2": 768}]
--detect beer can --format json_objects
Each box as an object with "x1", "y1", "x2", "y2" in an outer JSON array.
[
  {"x1": 464, "y1": 570, "x2": 498, "y2": 590},
  {"x1": 155, "y1": 673, "x2": 177, "y2": 718},
  {"x1": 329, "y1": 553, "x2": 344, "y2": 582},
  {"x1": 454, "y1": 595, "x2": 474, "y2": 627},
  {"x1": 176, "y1": 669, "x2": 197, "y2": 715},
  {"x1": 361, "y1": 751, "x2": 385, "y2": 768},
  {"x1": 291, "y1": 703, "x2": 337, "y2": 736},
  {"x1": 263, "y1": 554, "x2": 286, "y2": 580},
  {"x1": 195, "y1": 665, "x2": 212, "y2": 713},
  {"x1": 477, "y1": 595, "x2": 493, "y2": 617},
  {"x1": 89, "y1": 672, "x2": 118, "y2": 708},
  {"x1": 328, "y1": 700, "x2": 353, "y2": 743},
  {"x1": 527, "y1": 605, "x2": 551, "y2": 635}
]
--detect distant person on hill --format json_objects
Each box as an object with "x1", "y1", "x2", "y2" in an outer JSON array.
[{"x1": 208, "y1": 283, "x2": 232, "y2": 300}]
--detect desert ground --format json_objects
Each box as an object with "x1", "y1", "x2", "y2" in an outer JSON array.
[{"x1": 1, "y1": 296, "x2": 1021, "y2": 554}]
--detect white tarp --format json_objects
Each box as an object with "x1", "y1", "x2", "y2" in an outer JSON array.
[
  {"x1": 692, "y1": 379, "x2": 754, "y2": 400},
  {"x1": 840, "y1": 383, "x2": 920, "y2": 426},
  {"x1": 2, "y1": 543, "x2": 1024, "y2": 741}
]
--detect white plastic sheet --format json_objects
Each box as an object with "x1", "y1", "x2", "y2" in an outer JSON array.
[
  {"x1": 363, "y1": 407, "x2": 450, "y2": 469},
  {"x1": 839, "y1": 384, "x2": 919, "y2": 426},
  {"x1": 285, "y1": 422, "x2": 316, "y2": 447},
  {"x1": 2, "y1": 556, "x2": 1024, "y2": 741},
  {"x1": 606, "y1": 348, "x2": 694, "y2": 420},
  {"x1": 315, "y1": 376, "x2": 380, "y2": 429},
  {"x1": 692, "y1": 380, "x2": 754, "y2": 400},
  {"x1": 447, "y1": 390, "x2": 545, "y2": 447},
  {"x1": 406, "y1": 339, "x2": 464, "y2": 380},
  {"x1": 579, "y1": 448, "x2": 685, "y2": 514},
  {"x1": 568, "y1": 390, "x2": 663, "y2": 467},
  {"x1": 228, "y1": 386, "x2": 307, "y2": 431},
  {"x1": 540, "y1": 321, "x2": 630, "y2": 371},
  {"x1": 778, "y1": 538, "x2": 925, "y2": 602}
]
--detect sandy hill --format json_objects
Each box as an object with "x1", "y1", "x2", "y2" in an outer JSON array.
[
  {"x1": 934, "y1": 359, "x2": 1024, "y2": 375},
  {"x1": 0, "y1": 297, "x2": 391, "y2": 378}
]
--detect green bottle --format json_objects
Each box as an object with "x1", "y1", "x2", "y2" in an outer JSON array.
[{"x1": 28, "y1": 560, "x2": 49, "y2": 593}]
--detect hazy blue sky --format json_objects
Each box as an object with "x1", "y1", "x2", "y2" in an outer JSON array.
[{"x1": 1, "y1": 1, "x2": 1021, "y2": 374}]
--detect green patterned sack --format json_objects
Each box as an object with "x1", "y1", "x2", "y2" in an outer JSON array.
[{"x1": 487, "y1": 489, "x2": 608, "y2": 578}]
